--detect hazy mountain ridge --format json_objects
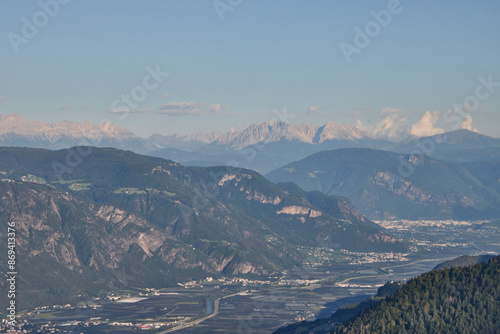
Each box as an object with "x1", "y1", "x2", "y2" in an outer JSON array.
[
  {"x1": 394, "y1": 129, "x2": 500, "y2": 162},
  {"x1": 0, "y1": 113, "x2": 137, "y2": 142},
  {"x1": 2, "y1": 113, "x2": 499, "y2": 175},
  {"x1": 152, "y1": 127, "x2": 500, "y2": 173},
  {"x1": 266, "y1": 148, "x2": 500, "y2": 220},
  {"x1": 0, "y1": 114, "x2": 372, "y2": 152}
]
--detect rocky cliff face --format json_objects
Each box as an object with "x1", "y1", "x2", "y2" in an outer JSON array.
[
  {"x1": 0, "y1": 181, "x2": 221, "y2": 309},
  {"x1": 0, "y1": 180, "x2": 282, "y2": 310}
]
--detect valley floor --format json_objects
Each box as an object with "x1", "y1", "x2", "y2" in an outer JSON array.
[{"x1": 6, "y1": 220, "x2": 499, "y2": 334}]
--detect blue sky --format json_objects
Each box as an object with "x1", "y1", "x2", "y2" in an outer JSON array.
[{"x1": 1, "y1": 0, "x2": 499, "y2": 138}]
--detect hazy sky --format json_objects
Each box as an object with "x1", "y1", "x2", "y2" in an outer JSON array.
[{"x1": 1, "y1": 0, "x2": 499, "y2": 138}]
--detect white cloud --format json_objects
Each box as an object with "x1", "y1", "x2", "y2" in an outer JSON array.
[
  {"x1": 306, "y1": 104, "x2": 322, "y2": 114},
  {"x1": 410, "y1": 111, "x2": 444, "y2": 137},
  {"x1": 353, "y1": 106, "x2": 373, "y2": 115},
  {"x1": 161, "y1": 93, "x2": 171, "y2": 98},
  {"x1": 460, "y1": 115, "x2": 478, "y2": 132},
  {"x1": 0, "y1": 97, "x2": 10, "y2": 102},
  {"x1": 107, "y1": 108, "x2": 152, "y2": 113},
  {"x1": 158, "y1": 102, "x2": 230, "y2": 116},
  {"x1": 107, "y1": 101, "x2": 231, "y2": 116},
  {"x1": 380, "y1": 107, "x2": 401, "y2": 115},
  {"x1": 356, "y1": 107, "x2": 408, "y2": 139}
]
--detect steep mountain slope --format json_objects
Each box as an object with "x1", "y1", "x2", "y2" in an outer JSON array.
[
  {"x1": 0, "y1": 148, "x2": 295, "y2": 274},
  {"x1": 266, "y1": 148, "x2": 500, "y2": 219},
  {"x1": 0, "y1": 147, "x2": 405, "y2": 310},
  {"x1": 276, "y1": 182, "x2": 371, "y2": 224},
  {"x1": 0, "y1": 181, "x2": 207, "y2": 310},
  {"x1": 0, "y1": 147, "x2": 402, "y2": 253},
  {"x1": 462, "y1": 160, "x2": 500, "y2": 194}
]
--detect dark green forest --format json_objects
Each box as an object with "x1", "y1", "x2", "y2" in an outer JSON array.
[{"x1": 334, "y1": 257, "x2": 500, "y2": 333}]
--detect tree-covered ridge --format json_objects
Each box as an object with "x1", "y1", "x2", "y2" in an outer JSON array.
[
  {"x1": 433, "y1": 254, "x2": 496, "y2": 271},
  {"x1": 334, "y1": 256, "x2": 500, "y2": 334}
]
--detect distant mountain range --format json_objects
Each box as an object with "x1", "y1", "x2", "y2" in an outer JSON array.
[
  {"x1": 394, "y1": 129, "x2": 500, "y2": 162},
  {"x1": 0, "y1": 113, "x2": 221, "y2": 152},
  {"x1": 2, "y1": 114, "x2": 500, "y2": 222},
  {"x1": 266, "y1": 148, "x2": 500, "y2": 220},
  {"x1": 0, "y1": 113, "x2": 144, "y2": 151},
  {"x1": 0, "y1": 113, "x2": 373, "y2": 150},
  {"x1": 1, "y1": 114, "x2": 499, "y2": 174},
  {"x1": 151, "y1": 128, "x2": 500, "y2": 174},
  {"x1": 0, "y1": 146, "x2": 405, "y2": 310},
  {"x1": 0, "y1": 114, "x2": 390, "y2": 171}
]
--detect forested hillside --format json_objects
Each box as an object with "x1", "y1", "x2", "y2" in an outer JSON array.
[{"x1": 334, "y1": 257, "x2": 500, "y2": 333}]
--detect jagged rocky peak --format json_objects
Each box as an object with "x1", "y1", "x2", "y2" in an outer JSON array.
[
  {"x1": 315, "y1": 121, "x2": 371, "y2": 143},
  {"x1": 215, "y1": 121, "x2": 370, "y2": 149},
  {"x1": 0, "y1": 113, "x2": 375, "y2": 153}
]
